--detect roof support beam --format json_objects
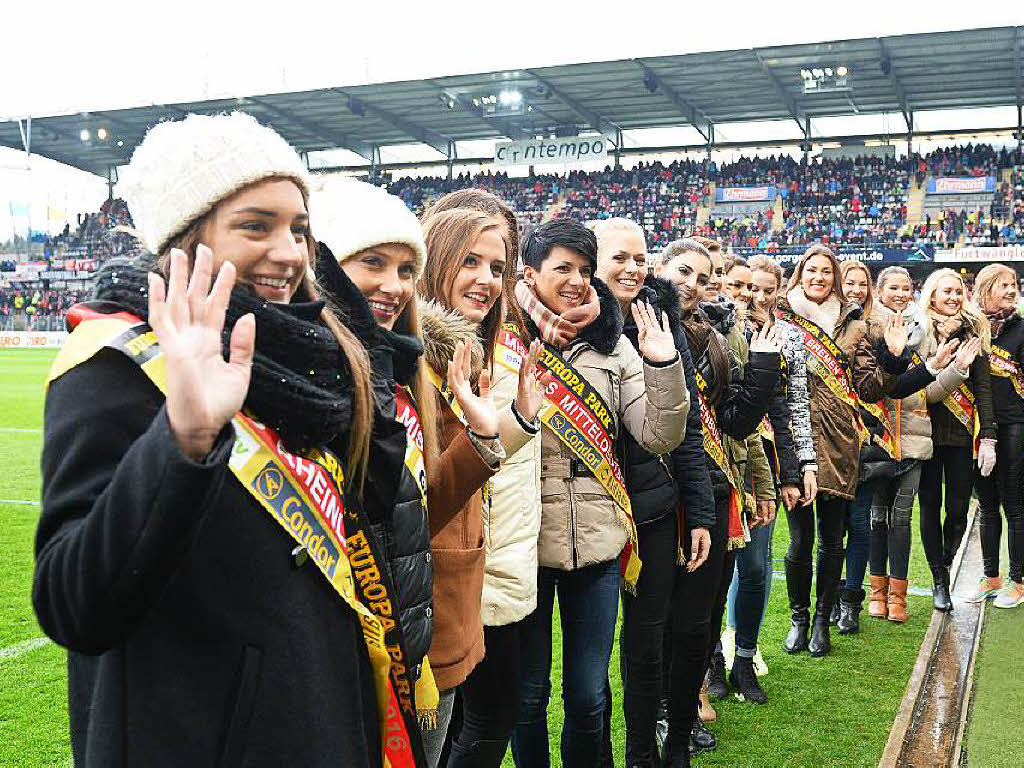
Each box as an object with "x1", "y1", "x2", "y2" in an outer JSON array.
[
  {"x1": 1015, "y1": 26, "x2": 1022, "y2": 109},
  {"x1": 634, "y1": 61, "x2": 714, "y2": 143},
  {"x1": 244, "y1": 96, "x2": 375, "y2": 160},
  {"x1": 878, "y1": 39, "x2": 913, "y2": 132},
  {"x1": 525, "y1": 71, "x2": 620, "y2": 146},
  {"x1": 753, "y1": 52, "x2": 807, "y2": 134},
  {"x1": 332, "y1": 89, "x2": 454, "y2": 158}
]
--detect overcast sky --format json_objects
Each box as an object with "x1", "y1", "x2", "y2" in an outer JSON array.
[{"x1": 2, "y1": 0, "x2": 1023, "y2": 240}]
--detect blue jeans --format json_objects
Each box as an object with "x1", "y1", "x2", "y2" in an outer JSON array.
[
  {"x1": 842, "y1": 478, "x2": 878, "y2": 593},
  {"x1": 512, "y1": 560, "x2": 620, "y2": 768},
  {"x1": 726, "y1": 517, "x2": 775, "y2": 653}
]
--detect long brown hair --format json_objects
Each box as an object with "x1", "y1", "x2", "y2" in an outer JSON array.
[
  {"x1": 419, "y1": 207, "x2": 508, "y2": 366},
  {"x1": 160, "y1": 178, "x2": 374, "y2": 491},
  {"x1": 422, "y1": 188, "x2": 525, "y2": 333},
  {"x1": 839, "y1": 260, "x2": 874, "y2": 318},
  {"x1": 788, "y1": 243, "x2": 846, "y2": 304}
]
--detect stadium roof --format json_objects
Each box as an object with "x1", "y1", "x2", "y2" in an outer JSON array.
[{"x1": 2, "y1": 25, "x2": 1022, "y2": 177}]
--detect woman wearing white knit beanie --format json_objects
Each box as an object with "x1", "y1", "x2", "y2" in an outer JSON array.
[{"x1": 33, "y1": 113, "x2": 421, "y2": 767}]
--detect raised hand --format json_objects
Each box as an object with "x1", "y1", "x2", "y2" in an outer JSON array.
[
  {"x1": 928, "y1": 338, "x2": 960, "y2": 370},
  {"x1": 448, "y1": 339, "x2": 499, "y2": 437},
  {"x1": 749, "y1": 321, "x2": 783, "y2": 354},
  {"x1": 883, "y1": 312, "x2": 909, "y2": 357},
  {"x1": 632, "y1": 301, "x2": 677, "y2": 363},
  {"x1": 515, "y1": 339, "x2": 549, "y2": 423},
  {"x1": 954, "y1": 336, "x2": 983, "y2": 371},
  {"x1": 148, "y1": 245, "x2": 255, "y2": 460}
]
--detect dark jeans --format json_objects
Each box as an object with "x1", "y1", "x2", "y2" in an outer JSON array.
[
  {"x1": 842, "y1": 478, "x2": 877, "y2": 592},
  {"x1": 729, "y1": 518, "x2": 775, "y2": 654},
  {"x1": 869, "y1": 461, "x2": 922, "y2": 581},
  {"x1": 449, "y1": 622, "x2": 523, "y2": 767},
  {"x1": 784, "y1": 494, "x2": 847, "y2": 609},
  {"x1": 919, "y1": 445, "x2": 975, "y2": 568},
  {"x1": 512, "y1": 559, "x2": 620, "y2": 768},
  {"x1": 977, "y1": 423, "x2": 1024, "y2": 582}
]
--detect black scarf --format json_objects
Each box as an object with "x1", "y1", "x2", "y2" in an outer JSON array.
[{"x1": 91, "y1": 256, "x2": 354, "y2": 453}]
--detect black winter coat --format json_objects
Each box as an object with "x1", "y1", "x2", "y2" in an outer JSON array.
[
  {"x1": 621, "y1": 275, "x2": 715, "y2": 532},
  {"x1": 743, "y1": 321, "x2": 800, "y2": 487},
  {"x1": 319, "y1": 253, "x2": 433, "y2": 678},
  {"x1": 692, "y1": 302, "x2": 780, "y2": 503},
  {"x1": 990, "y1": 313, "x2": 1024, "y2": 426},
  {"x1": 35, "y1": 332, "x2": 381, "y2": 767},
  {"x1": 927, "y1": 325, "x2": 997, "y2": 447}
]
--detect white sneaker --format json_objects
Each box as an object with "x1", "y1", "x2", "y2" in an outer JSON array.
[
  {"x1": 993, "y1": 580, "x2": 1024, "y2": 609},
  {"x1": 964, "y1": 576, "x2": 1003, "y2": 603},
  {"x1": 721, "y1": 626, "x2": 736, "y2": 670},
  {"x1": 752, "y1": 645, "x2": 768, "y2": 677}
]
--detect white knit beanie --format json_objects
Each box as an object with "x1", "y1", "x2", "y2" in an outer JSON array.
[
  {"x1": 117, "y1": 112, "x2": 310, "y2": 255},
  {"x1": 310, "y1": 177, "x2": 426, "y2": 279}
]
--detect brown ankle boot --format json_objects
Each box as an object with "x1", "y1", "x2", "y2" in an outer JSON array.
[
  {"x1": 887, "y1": 578, "x2": 909, "y2": 623},
  {"x1": 868, "y1": 575, "x2": 889, "y2": 619},
  {"x1": 698, "y1": 679, "x2": 717, "y2": 723}
]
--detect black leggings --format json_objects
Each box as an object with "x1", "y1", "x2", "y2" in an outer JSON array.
[
  {"x1": 618, "y1": 512, "x2": 678, "y2": 764},
  {"x1": 976, "y1": 423, "x2": 1024, "y2": 583},
  {"x1": 919, "y1": 445, "x2": 975, "y2": 569},
  {"x1": 448, "y1": 622, "x2": 522, "y2": 767},
  {"x1": 665, "y1": 494, "x2": 729, "y2": 742}
]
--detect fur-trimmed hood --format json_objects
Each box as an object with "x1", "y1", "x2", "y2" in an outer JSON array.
[
  {"x1": 699, "y1": 298, "x2": 736, "y2": 337},
  {"x1": 520, "y1": 276, "x2": 623, "y2": 355},
  {"x1": 418, "y1": 298, "x2": 485, "y2": 381}
]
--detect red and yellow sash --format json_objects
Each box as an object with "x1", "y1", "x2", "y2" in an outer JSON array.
[
  {"x1": 990, "y1": 345, "x2": 1024, "y2": 402},
  {"x1": 48, "y1": 309, "x2": 425, "y2": 768},
  {"x1": 861, "y1": 398, "x2": 902, "y2": 461},
  {"x1": 779, "y1": 307, "x2": 868, "y2": 443},
  {"x1": 757, "y1": 416, "x2": 782, "y2": 480},
  {"x1": 694, "y1": 370, "x2": 745, "y2": 550},
  {"x1": 493, "y1": 324, "x2": 643, "y2": 591}
]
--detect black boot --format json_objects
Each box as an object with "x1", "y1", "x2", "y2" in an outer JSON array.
[
  {"x1": 728, "y1": 655, "x2": 767, "y2": 704},
  {"x1": 446, "y1": 739, "x2": 509, "y2": 768},
  {"x1": 931, "y1": 565, "x2": 953, "y2": 612},
  {"x1": 784, "y1": 558, "x2": 812, "y2": 653},
  {"x1": 830, "y1": 579, "x2": 845, "y2": 625},
  {"x1": 706, "y1": 652, "x2": 728, "y2": 700},
  {"x1": 688, "y1": 719, "x2": 716, "y2": 755},
  {"x1": 837, "y1": 587, "x2": 865, "y2": 635},
  {"x1": 809, "y1": 549, "x2": 843, "y2": 657}
]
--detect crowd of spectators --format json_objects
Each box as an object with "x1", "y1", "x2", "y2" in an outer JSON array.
[{"x1": 0, "y1": 288, "x2": 88, "y2": 331}]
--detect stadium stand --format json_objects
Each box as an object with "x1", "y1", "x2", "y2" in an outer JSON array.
[{"x1": 3, "y1": 143, "x2": 1024, "y2": 330}]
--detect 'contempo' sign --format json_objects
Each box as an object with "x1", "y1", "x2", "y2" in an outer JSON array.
[{"x1": 494, "y1": 136, "x2": 607, "y2": 167}]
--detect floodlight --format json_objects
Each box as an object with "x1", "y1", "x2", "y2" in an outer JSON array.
[
  {"x1": 812, "y1": 69, "x2": 824, "y2": 78},
  {"x1": 825, "y1": 68, "x2": 833, "y2": 77},
  {"x1": 117, "y1": 141, "x2": 124, "y2": 147},
  {"x1": 79, "y1": 129, "x2": 90, "y2": 142},
  {"x1": 837, "y1": 66, "x2": 848, "y2": 77},
  {"x1": 801, "y1": 69, "x2": 811, "y2": 79},
  {"x1": 499, "y1": 90, "x2": 522, "y2": 105},
  {"x1": 97, "y1": 128, "x2": 108, "y2": 141}
]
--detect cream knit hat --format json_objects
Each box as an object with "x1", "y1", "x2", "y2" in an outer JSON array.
[
  {"x1": 117, "y1": 112, "x2": 310, "y2": 255},
  {"x1": 310, "y1": 177, "x2": 426, "y2": 279}
]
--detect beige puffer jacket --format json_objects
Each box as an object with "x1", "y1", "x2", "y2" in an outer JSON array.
[
  {"x1": 483, "y1": 321, "x2": 543, "y2": 627},
  {"x1": 533, "y1": 280, "x2": 689, "y2": 571}
]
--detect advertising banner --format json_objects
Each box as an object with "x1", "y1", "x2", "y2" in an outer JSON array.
[
  {"x1": 0, "y1": 331, "x2": 68, "y2": 349},
  {"x1": 734, "y1": 245, "x2": 933, "y2": 266},
  {"x1": 935, "y1": 246, "x2": 1024, "y2": 263},
  {"x1": 927, "y1": 177, "x2": 995, "y2": 195},
  {"x1": 715, "y1": 186, "x2": 776, "y2": 203},
  {"x1": 494, "y1": 136, "x2": 607, "y2": 166}
]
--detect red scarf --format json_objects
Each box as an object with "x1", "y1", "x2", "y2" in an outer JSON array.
[{"x1": 515, "y1": 280, "x2": 601, "y2": 347}]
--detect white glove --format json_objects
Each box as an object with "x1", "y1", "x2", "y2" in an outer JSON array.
[{"x1": 977, "y1": 438, "x2": 997, "y2": 477}]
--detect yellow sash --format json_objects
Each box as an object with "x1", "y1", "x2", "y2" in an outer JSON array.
[
  {"x1": 493, "y1": 324, "x2": 642, "y2": 592},
  {"x1": 990, "y1": 345, "x2": 1024, "y2": 401},
  {"x1": 48, "y1": 313, "x2": 424, "y2": 768}
]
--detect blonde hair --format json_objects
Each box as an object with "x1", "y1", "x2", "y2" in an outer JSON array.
[
  {"x1": 972, "y1": 263, "x2": 1020, "y2": 317},
  {"x1": 918, "y1": 268, "x2": 991, "y2": 354},
  {"x1": 748, "y1": 255, "x2": 783, "y2": 289},
  {"x1": 160, "y1": 177, "x2": 373, "y2": 491},
  {"x1": 839, "y1": 260, "x2": 874, "y2": 318},
  {"x1": 589, "y1": 217, "x2": 646, "y2": 247}
]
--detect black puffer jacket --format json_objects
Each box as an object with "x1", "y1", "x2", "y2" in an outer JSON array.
[
  {"x1": 621, "y1": 275, "x2": 715, "y2": 531},
  {"x1": 316, "y1": 248, "x2": 433, "y2": 678},
  {"x1": 990, "y1": 313, "x2": 1024, "y2": 426},
  {"x1": 690, "y1": 302, "x2": 780, "y2": 502}
]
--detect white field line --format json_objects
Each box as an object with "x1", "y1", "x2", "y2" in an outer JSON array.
[
  {"x1": 0, "y1": 498, "x2": 39, "y2": 506},
  {"x1": 0, "y1": 636, "x2": 51, "y2": 661},
  {"x1": 0, "y1": 427, "x2": 42, "y2": 433}
]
